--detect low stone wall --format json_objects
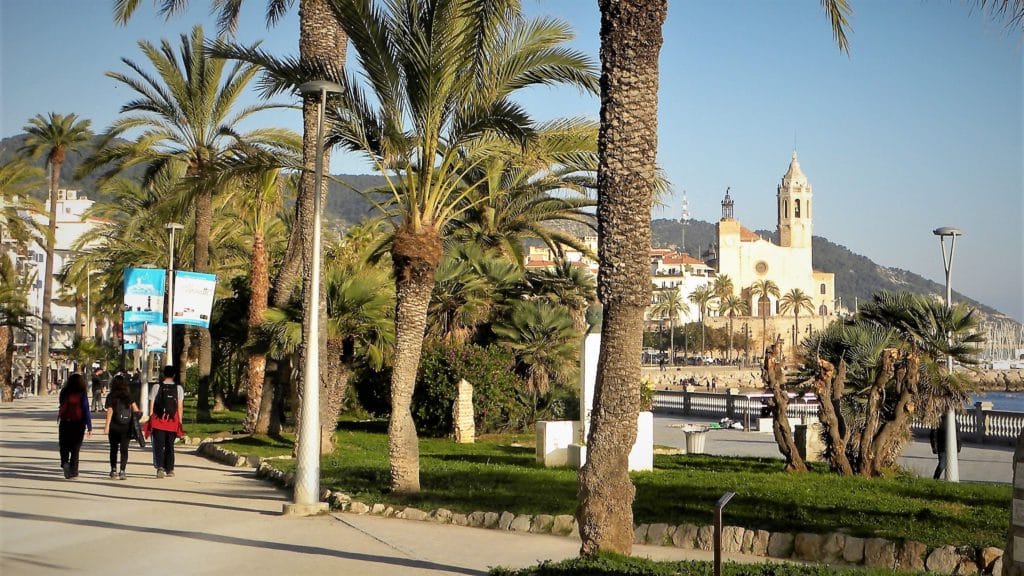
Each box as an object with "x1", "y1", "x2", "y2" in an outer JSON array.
[
  {"x1": 197, "y1": 440, "x2": 1004, "y2": 574},
  {"x1": 649, "y1": 369, "x2": 762, "y2": 390}
]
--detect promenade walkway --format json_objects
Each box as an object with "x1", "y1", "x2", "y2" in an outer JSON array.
[{"x1": 1, "y1": 397, "x2": 761, "y2": 576}]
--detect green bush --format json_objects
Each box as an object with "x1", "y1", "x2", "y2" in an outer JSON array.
[{"x1": 414, "y1": 342, "x2": 532, "y2": 436}]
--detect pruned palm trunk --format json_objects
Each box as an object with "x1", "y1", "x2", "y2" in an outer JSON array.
[
  {"x1": 668, "y1": 317, "x2": 675, "y2": 365},
  {"x1": 243, "y1": 233, "x2": 269, "y2": 433},
  {"x1": 727, "y1": 315, "x2": 734, "y2": 360},
  {"x1": 811, "y1": 357, "x2": 852, "y2": 475},
  {"x1": 40, "y1": 159, "x2": 61, "y2": 395},
  {"x1": 195, "y1": 186, "x2": 213, "y2": 418},
  {"x1": 578, "y1": 0, "x2": 666, "y2": 557},
  {"x1": 763, "y1": 342, "x2": 806, "y2": 472},
  {"x1": 388, "y1": 227, "x2": 442, "y2": 494},
  {"x1": 0, "y1": 326, "x2": 12, "y2": 401},
  {"x1": 857, "y1": 349, "x2": 899, "y2": 477}
]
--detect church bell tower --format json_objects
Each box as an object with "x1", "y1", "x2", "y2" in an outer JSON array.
[{"x1": 777, "y1": 150, "x2": 813, "y2": 248}]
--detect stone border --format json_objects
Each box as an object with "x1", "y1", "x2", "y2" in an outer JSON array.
[{"x1": 196, "y1": 440, "x2": 1004, "y2": 575}]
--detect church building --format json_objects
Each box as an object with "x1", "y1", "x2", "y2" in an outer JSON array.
[{"x1": 715, "y1": 151, "x2": 835, "y2": 321}]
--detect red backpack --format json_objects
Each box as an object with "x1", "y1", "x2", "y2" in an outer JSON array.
[{"x1": 59, "y1": 392, "x2": 83, "y2": 421}]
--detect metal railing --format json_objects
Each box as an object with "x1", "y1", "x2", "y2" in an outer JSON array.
[{"x1": 653, "y1": 390, "x2": 1023, "y2": 445}]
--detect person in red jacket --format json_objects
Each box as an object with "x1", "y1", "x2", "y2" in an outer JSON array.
[
  {"x1": 148, "y1": 366, "x2": 184, "y2": 478},
  {"x1": 57, "y1": 373, "x2": 92, "y2": 479}
]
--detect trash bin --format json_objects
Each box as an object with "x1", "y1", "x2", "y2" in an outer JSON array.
[{"x1": 684, "y1": 429, "x2": 708, "y2": 454}]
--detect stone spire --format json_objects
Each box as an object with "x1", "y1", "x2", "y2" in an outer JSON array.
[
  {"x1": 782, "y1": 150, "x2": 808, "y2": 188},
  {"x1": 777, "y1": 150, "x2": 812, "y2": 249}
]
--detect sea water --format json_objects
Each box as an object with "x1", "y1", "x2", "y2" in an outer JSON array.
[{"x1": 972, "y1": 391, "x2": 1024, "y2": 412}]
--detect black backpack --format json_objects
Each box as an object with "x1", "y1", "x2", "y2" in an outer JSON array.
[
  {"x1": 114, "y1": 399, "x2": 132, "y2": 427},
  {"x1": 153, "y1": 383, "x2": 178, "y2": 419}
]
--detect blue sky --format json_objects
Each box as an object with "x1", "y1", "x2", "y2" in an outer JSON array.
[{"x1": 1, "y1": 1, "x2": 1021, "y2": 321}]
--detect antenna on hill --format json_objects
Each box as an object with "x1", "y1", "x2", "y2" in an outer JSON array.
[{"x1": 680, "y1": 190, "x2": 690, "y2": 256}]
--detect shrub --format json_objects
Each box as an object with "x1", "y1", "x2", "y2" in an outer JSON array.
[{"x1": 414, "y1": 342, "x2": 533, "y2": 436}]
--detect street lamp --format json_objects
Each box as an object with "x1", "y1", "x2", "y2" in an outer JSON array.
[
  {"x1": 164, "y1": 223, "x2": 184, "y2": 368},
  {"x1": 933, "y1": 226, "x2": 962, "y2": 483},
  {"x1": 285, "y1": 79, "x2": 341, "y2": 516}
]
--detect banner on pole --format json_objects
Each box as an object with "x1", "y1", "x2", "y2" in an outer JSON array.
[
  {"x1": 123, "y1": 320, "x2": 144, "y2": 350},
  {"x1": 145, "y1": 322, "x2": 168, "y2": 353},
  {"x1": 124, "y1": 268, "x2": 166, "y2": 323},
  {"x1": 172, "y1": 271, "x2": 217, "y2": 328}
]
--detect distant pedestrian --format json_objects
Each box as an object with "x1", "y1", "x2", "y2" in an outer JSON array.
[
  {"x1": 104, "y1": 375, "x2": 140, "y2": 480},
  {"x1": 148, "y1": 366, "x2": 184, "y2": 478},
  {"x1": 930, "y1": 413, "x2": 962, "y2": 480},
  {"x1": 711, "y1": 376, "x2": 719, "y2": 390},
  {"x1": 57, "y1": 373, "x2": 92, "y2": 479}
]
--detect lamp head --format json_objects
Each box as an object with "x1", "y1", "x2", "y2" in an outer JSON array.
[
  {"x1": 298, "y1": 80, "x2": 342, "y2": 96},
  {"x1": 932, "y1": 226, "x2": 962, "y2": 238},
  {"x1": 164, "y1": 222, "x2": 185, "y2": 231}
]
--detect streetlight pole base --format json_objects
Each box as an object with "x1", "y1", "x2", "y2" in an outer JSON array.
[{"x1": 281, "y1": 502, "x2": 329, "y2": 516}]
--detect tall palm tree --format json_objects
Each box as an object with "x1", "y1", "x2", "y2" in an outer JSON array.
[
  {"x1": 576, "y1": 0, "x2": 668, "y2": 556},
  {"x1": 712, "y1": 273, "x2": 734, "y2": 301},
  {"x1": 0, "y1": 257, "x2": 35, "y2": 401},
  {"x1": 580, "y1": 0, "x2": 854, "y2": 555},
  {"x1": 115, "y1": 0, "x2": 350, "y2": 310},
  {"x1": 748, "y1": 279, "x2": 781, "y2": 357},
  {"x1": 687, "y1": 285, "x2": 715, "y2": 357},
  {"x1": 19, "y1": 112, "x2": 93, "y2": 395},
  {"x1": 650, "y1": 287, "x2": 688, "y2": 365},
  {"x1": 779, "y1": 287, "x2": 815, "y2": 353},
  {"x1": 86, "y1": 26, "x2": 286, "y2": 417},
  {"x1": 224, "y1": 0, "x2": 597, "y2": 493},
  {"x1": 719, "y1": 294, "x2": 749, "y2": 361}
]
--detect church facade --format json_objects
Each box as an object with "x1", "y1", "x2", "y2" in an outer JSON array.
[{"x1": 715, "y1": 151, "x2": 836, "y2": 322}]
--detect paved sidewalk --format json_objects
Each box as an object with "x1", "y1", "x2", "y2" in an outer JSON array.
[{"x1": 1, "y1": 397, "x2": 761, "y2": 576}]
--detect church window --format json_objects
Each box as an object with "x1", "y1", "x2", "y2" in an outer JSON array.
[
  {"x1": 819, "y1": 304, "x2": 828, "y2": 316},
  {"x1": 820, "y1": 283, "x2": 826, "y2": 295},
  {"x1": 795, "y1": 199, "x2": 801, "y2": 218},
  {"x1": 758, "y1": 297, "x2": 771, "y2": 318},
  {"x1": 755, "y1": 261, "x2": 768, "y2": 275},
  {"x1": 784, "y1": 199, "x2": 788, "y2": 218}
]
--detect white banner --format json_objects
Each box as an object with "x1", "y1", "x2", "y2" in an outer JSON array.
[{"x1": 172, "y1": 271, "x2": 217, "y2": 328}]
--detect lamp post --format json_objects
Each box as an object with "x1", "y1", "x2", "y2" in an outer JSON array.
[
  {"x1": 933, "y1": 226, "x2": 962, "y2": 483},
  {"x1": 164, "y1": 223, "x2": 184, "y2": 369},
  {"x1": 285, "y1": 79, "x2": 341, "y2": 516}
]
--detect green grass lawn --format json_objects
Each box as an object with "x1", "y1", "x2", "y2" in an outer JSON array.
[
  {"x1": 217, "y1": 420, "x2": 1010, "y2": 549},
  {"x1": 180, "y1": 398, "x2": 246, "y2": 437}
]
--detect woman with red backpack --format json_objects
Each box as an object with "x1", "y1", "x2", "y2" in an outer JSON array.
[{"x1": 57, "y1": 373, "x2": 92, "y2": 479}]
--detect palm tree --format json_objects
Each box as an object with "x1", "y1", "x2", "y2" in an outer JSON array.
[
  {"x1": 19, "y1": 112, "x2": 93, "y2": 396},
  {"x1": 748, "y1": 279, "x2": 781, "y2": 358},
  {"x1": 225, "y1": 0, "x2": 597, "y2": 493},
  {"x1": 712, "y1": 273, "x2": 734, "y2": 301},
  {"x1": 492, "y1": 300, "x2": 577, "y2": 418},
  {"x1": 779, "y1": 287, "x2": 815, "y2": 354},
  {"x1": 719, "y1": 294, "x2": 749, "y2": 361},
  {"x1": 650, "y1": 287, "x2": 688, "y2": 365},
  {"x1": 687, "y1": 285, "x2": 715, "y2": 357},
  {"x1": 116, "y1": 0, "x2": 351, "y2": 311},
  {"x1": 580, "y1": 0, "x2": 854, "y2": 555},
  {"x1": 575, "y1": 0, "x2": 668, "y2": 556},
  {"x1": 0, "y1": 257, "x2": 35, "y2": 401},
  {"x1": 528, "y1": 260, "x2": 597, "y2": 338},
  {"x1": 0, "y1": 157, "x2": 45, "y2": 254},
  {"x1": 86, "y1": 26, "x2": 285, "y2": 417}
]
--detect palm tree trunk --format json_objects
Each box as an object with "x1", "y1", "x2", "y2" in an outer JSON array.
[
  {"x1": 668, "y1": 317, "x2": 675, "y2": 365},
  {"x1": 244, "y1": 233, "x2": 269, "y2": 433},
  {"x1": 388, "y1": 227, "x2": 442, "y2": 494},
  {"x1": 728, "y1": 315, "x2": 734, "y2": 361},
  {"x1": 319, "y1": 338, "x2": 348, "y2": 454},
  {"x1": 40, "y1": 159, "x2": 60, "y2": 395},
  {"x1": 0, "y1": 326, "x2": 12, "y2": 402},
  {"x1": 194, "y1": 186, "x2": 213, "y2": 419},
  {"x1": 578, "y1": 0, "x2": 666, "y2": 557},
  {"x1": 763, "y1": 342, "x2": 807, "y2": 472}
]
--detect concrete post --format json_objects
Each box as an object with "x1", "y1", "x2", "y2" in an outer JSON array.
[
  {"x1": 726, "y1": 388, "x2": 739, "y2": 419},
  {"x1": 1005, "y1": 430, "x2": 1024, "y2": 576},
  {"x1": 976, "y1": 401, "x2": 992, "y2": 445}
]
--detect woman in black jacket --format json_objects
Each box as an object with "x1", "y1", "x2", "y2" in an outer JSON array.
[
  {"x1": 57, "y1": 373, "x2": 92, "y2": 479},
  {"x1": 104, "y1": 375, "x2": 140, "y2": 480}
]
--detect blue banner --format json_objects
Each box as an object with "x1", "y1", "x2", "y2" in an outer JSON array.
[
  {"x1": 124, "y1": 268, "x2": 166, "y2": 323},
  {"x1": 123, "y1": 320, "x2": 144, "y2": 350}
]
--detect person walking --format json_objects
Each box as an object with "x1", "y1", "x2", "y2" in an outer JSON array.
[
  {"x1": 104, "y1": 374, "x2": 140, "y2": 480},
  {"x1": 930, "y1": 412, "x2": 962, "y2": 480},
  {"x1": 148, "y1": 366, "x2": 184, "y2": 478},
  {"x1": 57, "y1": 373, "x2": 92, "y2": 479}
]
